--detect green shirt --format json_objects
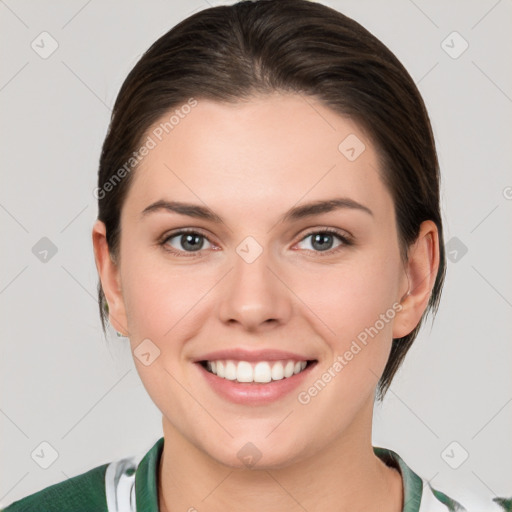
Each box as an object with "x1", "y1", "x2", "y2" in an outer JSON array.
[{"x1": 1, "y1": 437, "x2": 509, "y2": 511}]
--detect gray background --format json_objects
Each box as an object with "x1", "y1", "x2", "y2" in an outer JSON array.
[{"x1": 1, "y1": 0, "x2": 511, "y2": 508}]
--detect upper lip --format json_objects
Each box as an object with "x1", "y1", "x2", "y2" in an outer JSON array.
[{"x1": 194, "y1": 348, "x2": 316, "y2": 363}]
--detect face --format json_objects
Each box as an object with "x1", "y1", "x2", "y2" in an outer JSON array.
[{"x1": 100, "y1": 93, "x2": 415, "y2": 468}]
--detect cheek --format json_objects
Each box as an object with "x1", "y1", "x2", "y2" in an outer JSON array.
[
  {"x1": 128, "y1": 274, "x2": 215, "y2": 347},
  {"x1": 119, "y1": 238, "x2": 215, "y2": 337},
  {"x1": 290, "y1": 252, "x2": 402, "y2": 420},
  {"x1": 119, "y1": 252, "x2": 215, "y2": 419},
  {"x1": 290, "y1": 246, "x2": 403, "y2": 410},
  {"x1": 295, "y1": 247, "x2": 401, "y2": 344}
]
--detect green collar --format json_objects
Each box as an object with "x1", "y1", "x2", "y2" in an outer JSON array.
[
  {"x1": 373, "y1": 446, "x2": 424, "y2": 511},
  {"x1": 135, "y1": 437, "x2": 163, "y2": 511}
]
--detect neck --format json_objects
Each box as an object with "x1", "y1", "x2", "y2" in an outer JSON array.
[{"x1": 157, "y1": 400, "x2": 403, "y2": 512}]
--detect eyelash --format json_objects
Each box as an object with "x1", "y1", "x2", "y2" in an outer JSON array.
[{"x1": 159, "y1": 227, "x2": 353, "y2": 258}]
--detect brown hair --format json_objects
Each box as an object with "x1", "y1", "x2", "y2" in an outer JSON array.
[{"x1": 96, "y1": 0, "x2": 446, "y2": 400}]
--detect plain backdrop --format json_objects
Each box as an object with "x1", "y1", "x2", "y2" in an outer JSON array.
[{"x1": 1, "y1": 0, "x2": 511, "y2": 508}]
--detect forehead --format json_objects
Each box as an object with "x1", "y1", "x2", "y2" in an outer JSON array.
[{"x1": 124, "y1": 93, "x2": 393, "y2": 223}]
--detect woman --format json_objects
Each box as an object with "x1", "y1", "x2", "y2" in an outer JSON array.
[{"x1": 3, "y1": 1, "x2": 508, "y2": 511}]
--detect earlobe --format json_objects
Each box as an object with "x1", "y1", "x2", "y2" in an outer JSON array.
[
  {"x1": 91, "y1": 220, "x2": 129, "y2": 335},
  {"x1": 392, "y1": 220, "x2": 440, "y2": 339}
]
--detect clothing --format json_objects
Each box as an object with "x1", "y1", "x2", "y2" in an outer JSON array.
[{"x1": 1, "y1": 437, "x2": 508, "y2": 511}]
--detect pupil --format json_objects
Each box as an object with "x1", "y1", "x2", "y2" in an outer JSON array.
[
  {"x1": 312, "y1": 233, "x2": 333, "y2": 251},
  {"x1": 182, "y1": 234, "x2": 203, "y2": 251}
]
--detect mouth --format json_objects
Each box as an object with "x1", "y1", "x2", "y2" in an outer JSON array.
[
  {"x1": 193, "y1": 348, "x2": 318, "y2": 404},
  {"x1": 199, "y1": 359, "x2": 315, "y2": 384}
]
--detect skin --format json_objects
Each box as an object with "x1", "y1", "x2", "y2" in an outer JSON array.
[{"x1": 93, "y1": 92, "x2": 439, "y2": 512}]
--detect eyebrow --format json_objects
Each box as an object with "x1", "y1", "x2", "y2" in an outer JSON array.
[{"x1": 140, "y1": 197, "x2": 373, "y2": 223}]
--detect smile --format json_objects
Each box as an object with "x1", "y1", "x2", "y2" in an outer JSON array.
[{"x1": 202, "y1": 359, "x2": 309, "y2": 383}]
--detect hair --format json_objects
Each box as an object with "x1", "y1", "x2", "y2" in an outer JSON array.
[{"x1": 96, "y1": 0, "x2": 446, "y2": 400}]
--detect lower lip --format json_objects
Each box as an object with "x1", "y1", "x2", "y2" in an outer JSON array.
[{"x1": 196, "y1": 362, "x2": 316, "y2": 405}]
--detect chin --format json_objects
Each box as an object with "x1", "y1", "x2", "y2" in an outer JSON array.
[{"x1": 202, "y1": 434, "x2": 309, "y2": 471}]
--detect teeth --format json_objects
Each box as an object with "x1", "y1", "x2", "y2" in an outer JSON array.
[
  {"x1": 237, "y1": 361, "x2": 253, "y2": 383},
  {"x1": 204, "y1": 359, "x2": 309, "y2": 383},
  {"x1": 225, "y1": 361, "x2": 237, "y2": 380},
  {"x1": 284, "y1": 361, "x2": 295, "y2": 378},
  {"x1": 271, "y1": 362, "x2": 284, "y2": 381},
  {"x1": 254, "y1": 362, "x2": 272, "y2": 383}
]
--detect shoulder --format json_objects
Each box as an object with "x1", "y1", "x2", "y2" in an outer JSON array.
[
  {"x1": 421, "y1": 484, "x2": 512, "y2": 512},
  {"x1": 1, "y1": 462, "x2": 110, "y2": 512},
  {"x1": 373, "y1": 446, "x2": 511, "y2": 512},
  {"x1": 373, "y1": 446, "x2": 463, "y2": 511},
  {"x1": 1, "y1": 438, "x2": 163, "y2": 512}
]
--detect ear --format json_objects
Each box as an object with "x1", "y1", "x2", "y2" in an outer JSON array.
[
  {"x1": 392, "y1": 220, "x2": 440, "y2": 339},
  {"x1": 92, "y1": 219, "x2": 128, "y2": 335}
]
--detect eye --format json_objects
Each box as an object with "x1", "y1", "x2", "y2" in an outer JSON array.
[
  {"x1": 161, "y1": 230, "x2": 214, "y2": 255},
  {"x1": 295, "y1": 229, "x2": 352, "y2": 254}
]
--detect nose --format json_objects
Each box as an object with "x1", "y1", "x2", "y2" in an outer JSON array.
[{"x1": 217, "y1": 244, "x2": 293, "y2": 332}]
